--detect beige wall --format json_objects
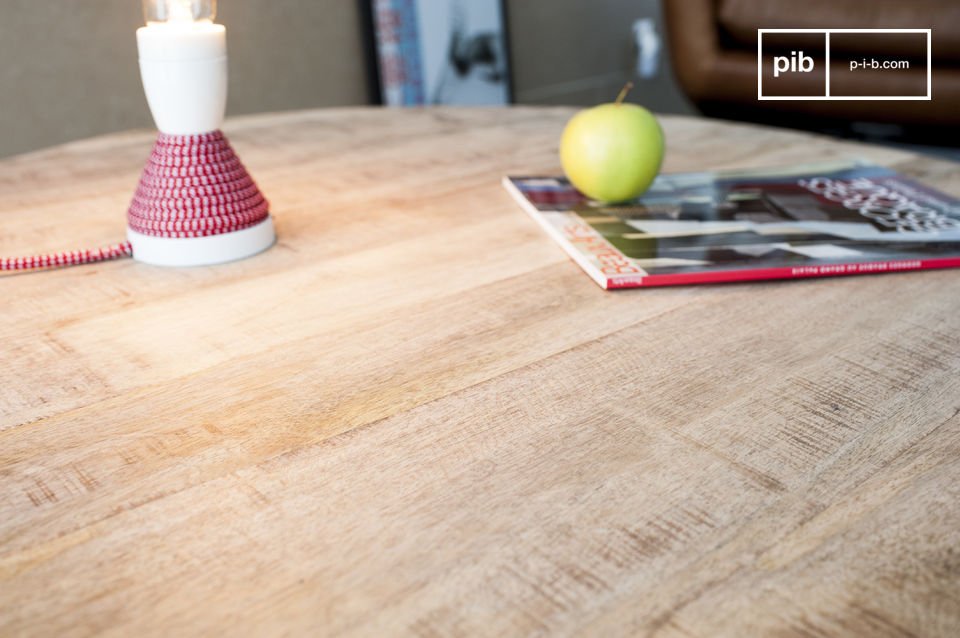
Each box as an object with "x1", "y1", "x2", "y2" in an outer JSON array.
[
  {"x1": 0, "y1": 0, "x2": 370, "y2": 158},
  {"x1": 0, "y1": 0, "x2": 692, "y2": 158},
  {"x1": 507, "y1": 0, "x2": 694, "y2": 113}
]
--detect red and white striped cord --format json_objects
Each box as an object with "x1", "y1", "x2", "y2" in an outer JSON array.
[
  {"x1": 1, "y1": 130, "x2": 268, "y2": 272},
  {"x1": 1, "y1": 242, "x2": 133, "y2": 271}
]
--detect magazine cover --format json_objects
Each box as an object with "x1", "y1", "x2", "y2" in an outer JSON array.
[{"x1": 503, "y1": 161, "x2": 960, "y2": 289}]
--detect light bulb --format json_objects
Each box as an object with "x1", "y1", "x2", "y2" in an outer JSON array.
[
  {"x1": 136, "y1": 0, "x2": 226, "y2": 134},
  {"x1": 143, "y1": 0, "x2": 216, "y2": 25}
]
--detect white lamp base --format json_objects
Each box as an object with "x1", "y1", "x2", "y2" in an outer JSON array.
[{"x1": 128, "y1": 217, "x2": 276, "y2": 267}]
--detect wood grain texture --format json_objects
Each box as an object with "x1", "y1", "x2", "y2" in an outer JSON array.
[{"x1": 1, "y1": 107, "x2": 959, "y2": 637}]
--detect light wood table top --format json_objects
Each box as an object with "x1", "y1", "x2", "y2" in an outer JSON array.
[{"x1": 2, "y1": 108, "x2": 959, "y2": 637}]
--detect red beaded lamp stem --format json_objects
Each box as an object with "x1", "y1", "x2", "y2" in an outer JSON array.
[{"x1": 127, "y1": 131, "x2": 270, "y2": 239}]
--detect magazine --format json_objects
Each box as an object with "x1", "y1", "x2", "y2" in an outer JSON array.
[{"x1": 503, "y1": 161, "x2": 960, "y2": 289}]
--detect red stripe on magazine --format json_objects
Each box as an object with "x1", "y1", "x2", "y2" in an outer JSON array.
[{"x1": 608, "y1": 257, "x2": 960, "y2": 289}]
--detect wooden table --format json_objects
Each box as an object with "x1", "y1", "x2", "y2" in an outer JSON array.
[{"x1": 2, "y1": 108, "x2": 959, "y2": 637}]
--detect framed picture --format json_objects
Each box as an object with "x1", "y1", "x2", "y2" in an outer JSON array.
[{"x1": 361, "y1": 0, "x2": 513, "y2": 106}]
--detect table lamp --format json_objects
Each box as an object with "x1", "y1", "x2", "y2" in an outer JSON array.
[
  {"x1": 128, "y1": 0, "x2": 275, "y2": 266},
  {"x1": 1, "y1": 0, "x2": 275, "y2": 272}
]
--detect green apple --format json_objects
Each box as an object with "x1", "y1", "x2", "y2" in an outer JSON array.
[{"x1": 560, "y1": 84, "x2": 665, "y2": 203}]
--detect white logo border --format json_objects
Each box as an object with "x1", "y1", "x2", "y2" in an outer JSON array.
[{"x1": 757, "y1": 28, "x2": 932, "y2": 101}]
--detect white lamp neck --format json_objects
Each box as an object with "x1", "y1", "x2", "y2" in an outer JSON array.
[{"x1": 136, "y1": 23, "x2": 227, "y2": 135}]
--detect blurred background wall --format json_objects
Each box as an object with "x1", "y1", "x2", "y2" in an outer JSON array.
[
  {"x1": 508, "y1": 0, "x2": 690, "y2": 111},
  {"x1": 0, "y1": 0, "x2": 692, "y2": 158},
  {"x1": 0, "y1": 0, "x2": 371, "y2": 158}
]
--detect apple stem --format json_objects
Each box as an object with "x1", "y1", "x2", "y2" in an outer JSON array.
[{"x1": 615, "y1": 82, "x2": 634, "y2": 106}]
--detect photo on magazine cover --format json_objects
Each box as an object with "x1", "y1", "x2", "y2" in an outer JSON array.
[{"x1": 505, "y1": 161, "x2": 960, "y2": 288}]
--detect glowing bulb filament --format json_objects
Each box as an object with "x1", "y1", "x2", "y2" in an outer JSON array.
[
  {"x1": 143, "y1": 0, "x2": 216, "y2": 25},
  {"x1": 169, "y1": 0, "x2": 195, "y2": 22}
]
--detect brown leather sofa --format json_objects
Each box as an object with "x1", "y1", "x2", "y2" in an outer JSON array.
[{"x1": 662, "y1": 0, "x2": 960, "y2": 137}]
